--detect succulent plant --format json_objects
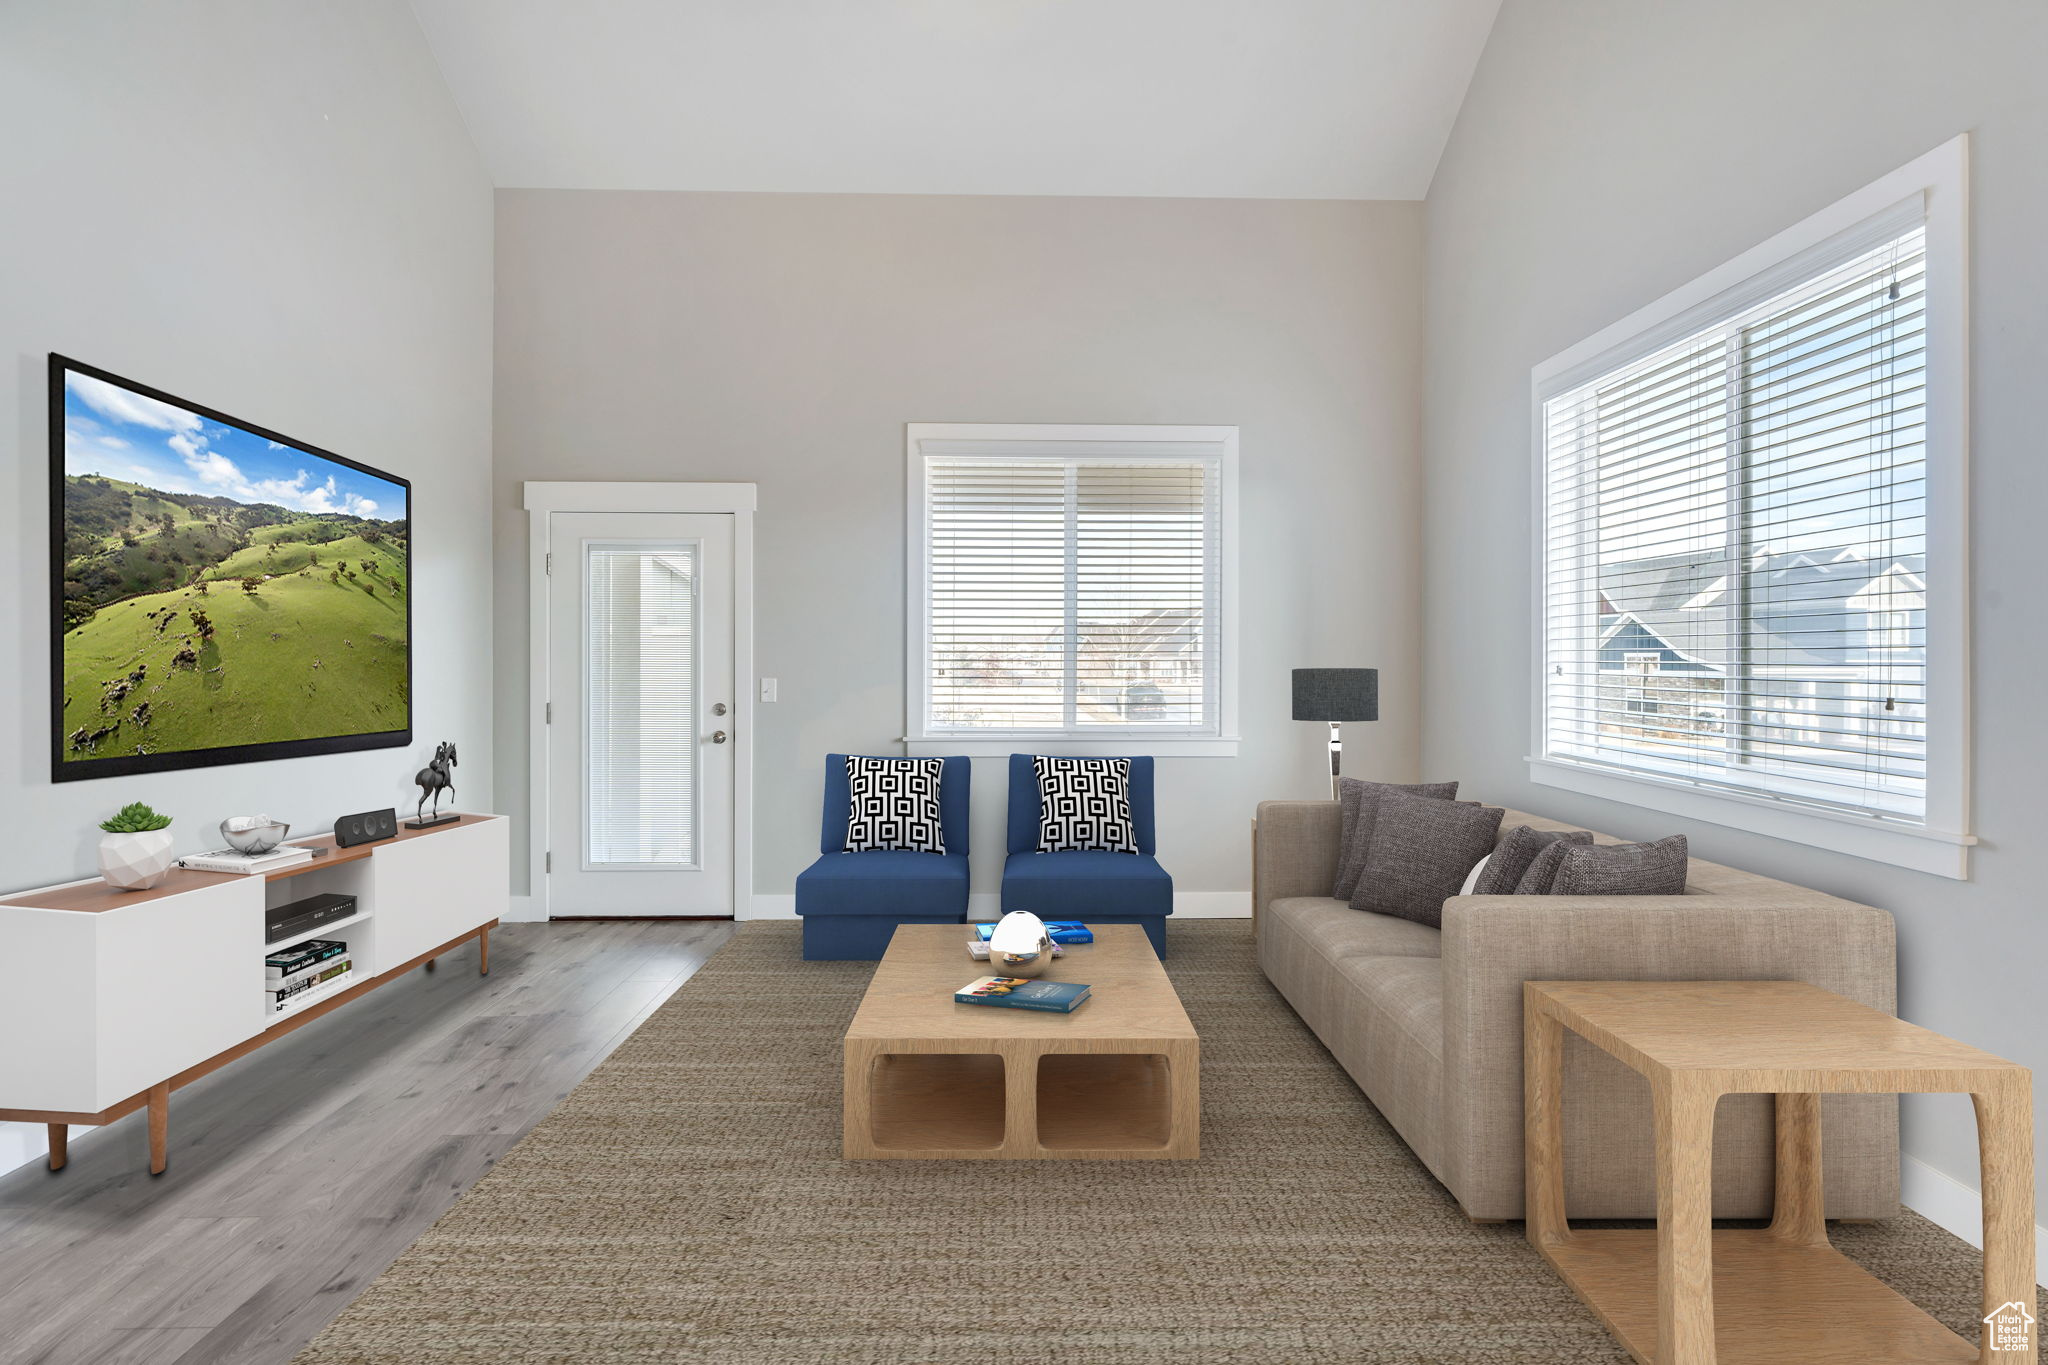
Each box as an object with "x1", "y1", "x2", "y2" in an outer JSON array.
[{"x1": 99, "y1": 801, "x2": 172, "y2": 834}]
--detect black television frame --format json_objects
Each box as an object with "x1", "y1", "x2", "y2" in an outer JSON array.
[{"x1": 48, "y1": 354, "x2": 413, "y2": 783}]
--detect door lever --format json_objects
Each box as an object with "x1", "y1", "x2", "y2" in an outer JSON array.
[
  {"x1": 711, "y1": 702, "x2": 728, "y2": 716},
  {"x1": 710, "y1": 730, "x2": 728, "y2": 744}
]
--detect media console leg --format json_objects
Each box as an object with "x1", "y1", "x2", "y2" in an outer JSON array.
[
  {"x1": 479, "y1": 926, "x2": 490, "y2": 976},
  {"x1": 424, "y1": 958, "x2": 436, "y2": 971},
  {"x1": 147, "y1": 1082, "x2": 169, "y2": 1176},
  {"x1": 47, "y1": 1124, "x2": 66, "y2": 1172}
]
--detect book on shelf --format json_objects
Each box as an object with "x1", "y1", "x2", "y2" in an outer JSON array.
[
  {"x1": 180, "y1": 845, "x2": 318, "y2": 875},
  {"x1": 267, "y1": 959, "x2": 352, "y2": 1011},
  {"x1": 954, "y1": 976, "x2": 1092, "y2": 1013},
  {"x1": 265, "y1": 939, "x2": 348, "y2": 981},
  {"x1": 972, "y1": 921, "x2": 1093, "y2": 944}
]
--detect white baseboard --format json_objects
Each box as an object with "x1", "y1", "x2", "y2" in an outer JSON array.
[
  {"x1": 1902, "y1": 1153, "x2": 2048, "y2": 1289},
  {"x1": 752, "y1": 891, "x2": 1251, "y2": 922},
  {"x1": 503, "y1": 894, "x2": 547, "y2": 923},
  {"x1": 747, "y1": 894, "x2": 797, "y2": 920}
]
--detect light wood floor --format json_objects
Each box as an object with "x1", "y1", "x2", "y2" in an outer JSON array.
[{"x1": 0, "y1": 918, "x2": 734, "y2": 1365}]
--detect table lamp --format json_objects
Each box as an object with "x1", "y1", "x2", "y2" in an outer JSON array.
[{"x1": 1292, "y1": 668, "x2": 1378, "y2": 799}]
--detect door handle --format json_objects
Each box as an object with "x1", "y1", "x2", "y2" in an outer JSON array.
[
  {"x1": 711, "y1": 702, "x2": 728, "y2": 716},
  {"x1": 710, "y1": 731, "x2": 728, "y2": 744}
]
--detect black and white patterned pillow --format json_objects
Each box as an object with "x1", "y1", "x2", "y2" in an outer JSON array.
[
  {"x1": 845, "y1": 756, "x2": 946, "y2": 853},
  {"x1": 1033, "y1": 756, "x2": 1139, "y2": 854}
]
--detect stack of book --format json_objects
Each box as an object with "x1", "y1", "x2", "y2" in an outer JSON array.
[
  {"x1": 265, "y1": 938, "x2": 352, "y2": 1013},
  {"x1": 183, "y1": 844, "x2": 318, "y2": 875}
]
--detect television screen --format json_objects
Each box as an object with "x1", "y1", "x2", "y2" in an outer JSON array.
[{"x1": 51, "y1": 356, "x2": 411, "y2": 782}]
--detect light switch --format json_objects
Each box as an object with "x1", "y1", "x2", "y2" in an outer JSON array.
[{"x1": 759, "y1": 677, "x2": 778, "y2": 702}]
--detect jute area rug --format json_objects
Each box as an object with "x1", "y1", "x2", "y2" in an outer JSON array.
[{"x1": 295, "y1": 922, "x2": 2018, "y2": 1364}]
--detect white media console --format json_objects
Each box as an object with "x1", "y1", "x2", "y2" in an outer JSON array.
[{"x1": 0, "y1": 812, "x2": 508, "y2": 1175}]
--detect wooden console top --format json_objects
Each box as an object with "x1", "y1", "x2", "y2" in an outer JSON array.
[{"x1": 2, "y1": 814, "x2": 491, "y2": 913}]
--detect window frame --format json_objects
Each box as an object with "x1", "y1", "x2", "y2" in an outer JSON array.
[
  {"x1": 1527, "y1": 136, "x2": 1972, "y2": 878},
  {"x1": 905, "y1": 422, "x2": 1240, "y2": 757}
]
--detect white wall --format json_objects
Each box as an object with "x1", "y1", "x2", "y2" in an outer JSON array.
[
  {"x1": 1424, "y1": 0, "x2": 2048, "y2": 1223},
  {"x1": 0, "y1": 2, "x2": 494, "y2": 1172},
  {"x1": 492, "y1": 190, "x2": 1426, "y2": 908}
]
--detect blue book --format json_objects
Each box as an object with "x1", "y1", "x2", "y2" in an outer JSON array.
[
  {"x1": 954, "y1": 976, "x2": 1093, "y2": 1013},
  {"x1": 972, "y1": 921, "x2": 1094, "y2": 944}
]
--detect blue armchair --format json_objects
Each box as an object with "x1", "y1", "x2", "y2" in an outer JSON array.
[
  {"x1": 1000, "y1": 754, "x2": 1172, "y2": 957},
  {"x1": 794, "y1": 754, "x2": 971, "y2": 960}
]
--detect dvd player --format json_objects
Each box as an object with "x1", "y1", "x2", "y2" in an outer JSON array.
[{"x1": 266, "y1": 892, "x2": 357, "y2": 944}]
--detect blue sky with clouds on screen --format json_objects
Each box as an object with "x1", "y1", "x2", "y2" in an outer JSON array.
[{"x1": 63, "y1": 371, "x2": 406, "y2": 522}]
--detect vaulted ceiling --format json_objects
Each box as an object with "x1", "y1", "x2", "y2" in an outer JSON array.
[{"x1": 408, "y1": 0, "x2": 1502, "y2": 199}]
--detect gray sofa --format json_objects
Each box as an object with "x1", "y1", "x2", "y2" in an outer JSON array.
[{"x1": 1253, "y1": 800, "x2": 1900, "y2": 1222}]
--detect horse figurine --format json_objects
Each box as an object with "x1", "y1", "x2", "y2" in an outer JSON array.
[{"x1": 413, "y1": 741, "x2": 457, "y2": 824}]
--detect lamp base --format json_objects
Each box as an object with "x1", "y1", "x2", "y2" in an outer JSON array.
[{"x1": 1329, "y1": 721, "x2": 1342, "y2": 801}]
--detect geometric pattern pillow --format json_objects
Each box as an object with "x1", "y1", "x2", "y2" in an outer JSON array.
[
  {"x1": 1033, "y1": 756, "x2": 1139, "y2": 854},
  {"x1": 844, "y1": 756, "x2": 946, "y2": 854}
]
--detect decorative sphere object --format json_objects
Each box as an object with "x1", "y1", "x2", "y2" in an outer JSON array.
[
  {"x1": 221, "y1": 815, "x2": 290, "y2": 854},
  {"x1": 988, "y1": 910, "x2": 1056, "y2": 978}
]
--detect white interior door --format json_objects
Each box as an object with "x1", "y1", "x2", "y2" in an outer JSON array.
[{"x1": 546, "y1": 512, "x2": 735, "y2": 916}]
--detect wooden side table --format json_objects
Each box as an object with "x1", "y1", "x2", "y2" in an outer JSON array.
[{"x1": 1524, "y1": 980, "x2": 2035, "y2": 1365}]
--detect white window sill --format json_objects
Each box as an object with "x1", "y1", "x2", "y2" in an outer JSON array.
[
  {"x1": 1527, "y1": 756, "x2": 1973, "y2": 879},
  {"x1": 905, "y1": 736, "x2": 1240, "y2": 758}
]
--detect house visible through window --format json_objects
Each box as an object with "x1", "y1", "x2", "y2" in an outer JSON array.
[
  {"x1": 907, "y1": 424, "x2": 1237, "y2": 751},
  {"x1": 1536, "y1": 177, "x2": 1954, "y2": 839}
]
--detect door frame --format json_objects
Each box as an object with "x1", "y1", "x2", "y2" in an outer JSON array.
[{"x1": 523, "y1": 482, "x2": 757, "y2": 919}]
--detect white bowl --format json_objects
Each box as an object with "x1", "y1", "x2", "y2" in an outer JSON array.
[{"x1": 221, "y1": 820, "x2": 290, "y2": 854}]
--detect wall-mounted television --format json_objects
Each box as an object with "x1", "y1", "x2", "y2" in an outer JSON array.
[{"x1": 50, "y1": 355, "x2": 411, "y2": 782}]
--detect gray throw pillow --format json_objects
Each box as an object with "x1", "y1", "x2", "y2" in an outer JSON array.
[
  {"x1": 1553, "y1": 835, "x2": 1689, "y2": 896},
  {"x1": 1513, "y1": 838, "x2": 1574, "y2": 894},
  {"x1": 1474, "y1": 826, "x2": 1593, "y2": 895},
  {"x1": 1351, "y1": 791, "x2": 1504, "y2": 927},
  {"x1": 1332, "y1": 779, "x2": 1460, "y2": 900}
]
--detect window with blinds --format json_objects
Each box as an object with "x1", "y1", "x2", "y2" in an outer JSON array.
[
  {"x1": 1539, "y1": 218, "x2": 1931, "y2": 823},
  {"x1": 585, "y1": 544, "x2": 698, "y2": 866},
  {"x1": 913, "y1": 430, "x2": 1229, "y2": 740}
]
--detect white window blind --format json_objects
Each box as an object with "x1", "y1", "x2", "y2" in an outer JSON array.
[
  {"x1": 585, "y1": 544, "x2": 698, "y2": 866},
  {"x1": 920, "y1": 450, "x2": 1222, "y2": 737},
  {"x1": 1540, "y1": 217, "x2": 1931, "y2": 824}
]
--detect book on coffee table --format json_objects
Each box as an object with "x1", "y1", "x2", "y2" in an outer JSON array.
[{"x1": 954, "y1": 976, "x2": 1092, "y2": 1012}]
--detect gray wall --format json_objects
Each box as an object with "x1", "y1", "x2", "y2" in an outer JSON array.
[
  {"x1": 1424, "y1": 0, "x2": 2048, "y2": 1221},
  {"x1": 493, "y1": 190, "x2": 1425, "y2": 905},
  {"x1": 0, "y1": 4, "x2": 494, "y2": 1169}
]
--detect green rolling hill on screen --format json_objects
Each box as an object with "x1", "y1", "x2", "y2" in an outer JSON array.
[{"x1": 59, "y1": 477, "x2": 408, "y2": 763}]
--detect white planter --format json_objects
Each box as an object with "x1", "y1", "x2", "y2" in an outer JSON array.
[{"x1": 99, "y1": 828, "x2": 176, "y2": 891}]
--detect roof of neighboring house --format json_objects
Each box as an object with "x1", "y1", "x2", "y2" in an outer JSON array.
[{"x1": 1598, "y1": 548, "x2": 1925, "y2": 670}]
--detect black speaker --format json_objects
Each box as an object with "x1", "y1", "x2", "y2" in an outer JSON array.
[{"x1": 334, "y1": 807, "x2": 398, "y2": 847}]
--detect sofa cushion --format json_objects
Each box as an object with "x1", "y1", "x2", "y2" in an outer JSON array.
[
  {"x1": 1328, "y1": 954, "x2": 1446, "y2": 1170},
  {"x1": 1351, "y1": 793, "x2": 1504, "y2": 927},
  {"x1": 796, "y1": 851, "x2": 969, "y2": 918},
  {"x1": 1476, "y1": 825, "x2": 1593, "y2": 895},
  {"x1": 1266, "y1": 897, "x2": 1443, "y2": 962},
  {"x1": 1002, "y1": 851, "x2": 1172, "y2": 917},
  {"x1": 1555, "y1": 835, "x2": 1690, "y2": 896},
  {"x1": 1332, "y1": 779, "x2": 1459, "y2": 900}
]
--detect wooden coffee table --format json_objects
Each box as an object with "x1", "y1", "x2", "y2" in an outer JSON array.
[
  {"x1": 1525, "y1": 980, "x2": 2036, "y2": 1365},
  {"x1": 843, "y1": 924, "x2": 1199, "y2": 1160}
]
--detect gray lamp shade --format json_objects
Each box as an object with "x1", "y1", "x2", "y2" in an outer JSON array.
[{"x1": 1292, "y1": 668, "x2": 1378, "y2": 722}]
